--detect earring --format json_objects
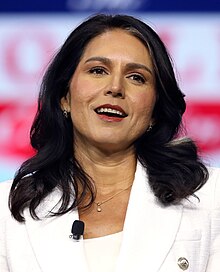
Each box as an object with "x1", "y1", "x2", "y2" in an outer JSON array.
[
  {"x1": 147, "y1": 123, "x2": 153, "y2": 132},
  {"x1": 63, "y1": 110, "x2": 69, "y2": 118}
]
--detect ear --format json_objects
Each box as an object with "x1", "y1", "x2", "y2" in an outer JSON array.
[{"x1": 60, "y1": 93, "x2": 71, "y2": 112}]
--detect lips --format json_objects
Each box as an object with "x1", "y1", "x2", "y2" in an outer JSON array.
[{"x1": 94, "y1": 104, "x2": 128, "y2": 118}]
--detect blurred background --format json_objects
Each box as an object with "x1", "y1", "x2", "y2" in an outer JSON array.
[{"x1": 0, "y1": 0, "x2": 220, "y2": 182}]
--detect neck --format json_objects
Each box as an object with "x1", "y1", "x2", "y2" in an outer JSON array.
[{"x1": 74, "y1": 143, "x2": 137, "y2": 192}]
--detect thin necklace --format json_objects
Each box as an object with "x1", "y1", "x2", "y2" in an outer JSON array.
[{"x1": 94, "y1": 184, "x2": 132, "y2": 212}]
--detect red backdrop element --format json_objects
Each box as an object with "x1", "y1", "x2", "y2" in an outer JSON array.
[
  {"x1": 3, "y1": 28, "x2": 56, "y2": 83},
  {"x1": 0, "y1": 100, "x2": 220, "y2": 161},
  {"x1": 0, "y1": 102, "x2": 36, "y2": 159},
  {"x1": 185, "y1": 101, "x2": 220, "y2": 152}
]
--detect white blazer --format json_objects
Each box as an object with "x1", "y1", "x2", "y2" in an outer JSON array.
[{"x1": 0, "y1": 164, "x2": 220, "y2": 272}]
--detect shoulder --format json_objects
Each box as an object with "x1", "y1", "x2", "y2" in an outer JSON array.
[
  {"x1": 207, "y1": 166, "x2": 220, "y2": 199},
  {"x1": 208, "y1": 167, "x2": 220, "y2": 209},
  {"x1": 0, "y1": 180, "x2": 13, "y2": 219},
  {"x1": 191, "y1": 167, "x2": 220, "y2": 209}
]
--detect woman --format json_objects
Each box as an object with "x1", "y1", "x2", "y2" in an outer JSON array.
[{"x1": 0, "y1": 14, "x2": 220, "y2": 272}]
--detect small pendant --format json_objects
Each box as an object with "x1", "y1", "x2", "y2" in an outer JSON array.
[{"x1": 97, "y1": 203, "x2": 102, "y2": 212}]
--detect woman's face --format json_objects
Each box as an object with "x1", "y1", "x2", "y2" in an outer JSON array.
[{"x1": 61, "y1": 29, "x2": 156, "y2": 152}]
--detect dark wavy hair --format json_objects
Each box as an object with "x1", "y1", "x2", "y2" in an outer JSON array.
[{"x1": 9, "y1": 14, "x2": 208, "y2": 222}]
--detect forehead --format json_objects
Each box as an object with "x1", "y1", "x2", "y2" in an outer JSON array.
[{"x1": 80, "y1": 29, "x2": 152, "y2": 64}]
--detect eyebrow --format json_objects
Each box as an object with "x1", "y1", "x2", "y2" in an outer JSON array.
[{"x1": 84, "y1": 56, "x2": 153, "y2": 75}]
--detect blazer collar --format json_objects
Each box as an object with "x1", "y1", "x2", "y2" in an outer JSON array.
[
  {"x1": 24, "y1": 162, "x2": 183, "y2": 272},
  {"x1": 24, "y1": 190, "x2": 89, "y2": 272},
  {"x1": 116, "y1": 163, "x2": 183, "y2": 272}
]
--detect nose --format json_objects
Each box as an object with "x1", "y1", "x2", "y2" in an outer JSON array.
[{"x1": 104, "y1": 74, "x2": 125, "y2": 98}]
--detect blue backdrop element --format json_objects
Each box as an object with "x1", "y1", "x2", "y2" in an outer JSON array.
[{"x1": 1, "y1": 0, "x2": 220, "y2": 12}]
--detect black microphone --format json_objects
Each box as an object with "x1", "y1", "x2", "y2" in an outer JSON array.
[{"x1": 69, "y1": 220, "x2": 85, "y2": 241}]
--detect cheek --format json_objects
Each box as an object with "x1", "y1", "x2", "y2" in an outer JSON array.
[
  {"x1": 70, "y1": 82, "x2": 91, "y2": 107},
  {"x1": 70, "y1": 77, "x2": 101, "y2": 106},
  {"x1": 134, "y1": 92, "x2": 156, "y2": 119}
]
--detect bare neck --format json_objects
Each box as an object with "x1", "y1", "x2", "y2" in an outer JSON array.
[{"x1": 75, "y1": 145, "x2": 137, "y2": 192}]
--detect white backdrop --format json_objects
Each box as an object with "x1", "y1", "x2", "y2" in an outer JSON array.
[{"x1": 0, "y1": 13, "x2": 220, "y2": 182}]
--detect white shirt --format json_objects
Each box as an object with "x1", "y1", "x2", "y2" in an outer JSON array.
[{"x1": 84, "y1": 232, "x2": 123, "y2": 272}]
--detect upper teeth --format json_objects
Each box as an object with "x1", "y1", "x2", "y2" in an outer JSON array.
[{"x1": 97, "y1": 108, "x2": 124, "y2": 116}]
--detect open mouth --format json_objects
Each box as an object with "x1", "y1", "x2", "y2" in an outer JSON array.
[{"x1": 94, "y1": 106, "x2": 128, "y2": 119}]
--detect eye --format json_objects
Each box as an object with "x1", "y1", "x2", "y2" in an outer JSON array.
[
  {"x1": 88, "y1": 66, "x2": 107, "y2": 75},
  {"x1": 127, "y1": 74, "x2": 146, "y2": 84}
]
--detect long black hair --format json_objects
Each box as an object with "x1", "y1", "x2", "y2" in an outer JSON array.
[{"x1": 9, "y1": 14, "x2": 208, "y2": 222}]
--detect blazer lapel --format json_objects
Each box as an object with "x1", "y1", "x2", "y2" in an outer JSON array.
[
  {"x1": 116, "y1": 163, "x2": 183, "y2": 272},
  {"x1": 24, "y1": 190, "x2": 89, "y2": 272},
  {"x1": 24, "y1": 163, "x2": 183, "y2": 272}
]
